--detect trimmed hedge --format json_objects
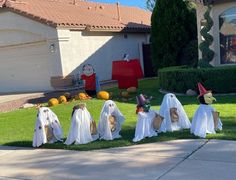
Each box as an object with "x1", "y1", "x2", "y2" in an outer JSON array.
[{"x1": 158, "y1": 66, "x2": 236, "y2": 93}]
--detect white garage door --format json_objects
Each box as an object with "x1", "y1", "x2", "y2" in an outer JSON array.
[{"x1": 0, "y1": 43, "x2": 54, "y2": 93}]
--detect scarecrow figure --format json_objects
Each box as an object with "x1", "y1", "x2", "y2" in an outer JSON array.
[
  {"x1": 191, "y1": 83, "x2": 223, "y2": 138},
  {"x1": 133, "y1": 94, "x2": 159, "y2": 142},
  {"x1": 81, "y1": 64, "x2": 100, "y2": 96},
  {"x1": 33, "y1": 107, "x2": 63, "y2": 147},
  {"x1": 98, "y1": 100, "x2": 125, "y2": 140},
  {"x1": 65, "y1": 103, "x2": 98, "y2": 145},
  {"x1": 159, "y1": 93, "x2": 191, "y2": 132}
]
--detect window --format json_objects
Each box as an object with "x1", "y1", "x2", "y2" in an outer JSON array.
[{"x1": 219, "y1": 7, "x2": 236, "y2": 64}]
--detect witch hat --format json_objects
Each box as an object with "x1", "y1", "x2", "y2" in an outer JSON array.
[
  {"x1": 198, "y1": 83, "x2": 211, "y2": 97},
  {"x1": 136, "y1": 94, "x2": 147, "y2": 106}
]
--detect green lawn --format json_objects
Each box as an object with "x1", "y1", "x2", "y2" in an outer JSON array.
[{"x1": 0, "y1": 78, "x2": 236, "y2": 151}]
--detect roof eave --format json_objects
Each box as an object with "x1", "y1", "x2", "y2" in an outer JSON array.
[
  {"x1": 6, "y1": 7, "x2": 58, "y2": 28},
  {"x1": 85, "y1": 25, "x2": 151, "y2": 33}
]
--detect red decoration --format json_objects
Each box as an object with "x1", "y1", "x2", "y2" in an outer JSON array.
[
  {"x1": 112, "y1": 59, "x2": 143, "y2": 89},
  {"x1": 81, "y1": 74, "x2": 96, "y2": 91}
]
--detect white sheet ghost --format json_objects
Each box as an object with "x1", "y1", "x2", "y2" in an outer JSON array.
[
  {"x1": 191, "y1": 104, "x2": 223, "y2": 138},
  {"x1": 133, "y1": 110, "x2": 158, "y2": 142},
  {"x1": 65, "y1": 105, "x2": 98, "y2": 145},
  {"x1": 159, "y1": 93, "x2": 191, "y2": 132},
  {"x1": 33, "y1": 107, "x2": 63, "y2": 147},
  {"x1": 98, "y1": 100, "x2": 125, "y2": 140}
]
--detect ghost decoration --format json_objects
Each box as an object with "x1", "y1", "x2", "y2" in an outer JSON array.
[
  {"x1": 98, "y1": 100, "x2": 125, "y2": 140},
  {"x1": 33, "y1": 107, "x2": 63, "y2": 147},
  {"x1": 191, "y1": 83, "x2": 223, "y2": 138},
  {"x1": 65, "y1": 103, "x2": 98, "y2": 145},
  {"x1": 158, "y1": 93, "x2": 191, "y2": 132},
  {"x1": 133, "y1": 94, "x2": 159, "y2": 142}
]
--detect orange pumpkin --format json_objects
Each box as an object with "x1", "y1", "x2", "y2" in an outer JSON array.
[
  {"x1": 78, "y1": 93, "x2": 91, "y2": 100},
  {"x1": 127, "y1": 87, "x2": 137, "y2": 93},
  {"x1": 48, "y1": 98, "x2": 59, "y2": 107},
  {"x1": 58, "y1": 95, "x2": 67, "y2": 104},
  {"x1": 97, "y1": 91, "x2": 109, "y2": 100}
]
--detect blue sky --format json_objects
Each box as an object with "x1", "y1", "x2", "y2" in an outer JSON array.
[{"x1": 89, "y1": 0, "x2": 147, "y2": 9}]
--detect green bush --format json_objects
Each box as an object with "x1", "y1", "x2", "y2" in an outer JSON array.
[{"x1": 158, "y1": 66, "x2": 236, "y2": 93}]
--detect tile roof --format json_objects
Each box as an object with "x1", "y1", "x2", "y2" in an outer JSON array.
[{"x1": 0, "y1": 0, "x2": 151, "y2": 32}]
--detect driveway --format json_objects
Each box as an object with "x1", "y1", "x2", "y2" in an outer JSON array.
[{"x1": 0, "y1": 139, "x2": 236, "y2": 180}]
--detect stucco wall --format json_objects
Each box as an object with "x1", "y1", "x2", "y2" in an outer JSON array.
[
  {"x1": 0, "y1": 11, "x2": 62, "y2": 92},
  {"x1": 58, "y1": 30, "x2": 149, "y2": 81},
  {"x1": 196, "y1": 2, "x2": 236, "y2": 66}
]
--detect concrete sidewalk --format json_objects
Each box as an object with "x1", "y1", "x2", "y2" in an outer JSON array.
[{"x1": 0, "y1": 139, "x2": 236, "y2": 180}]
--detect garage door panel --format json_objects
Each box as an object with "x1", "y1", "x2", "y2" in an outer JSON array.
[{"x1": 0, "y1": 44, "x2": 54, "y2": 92}]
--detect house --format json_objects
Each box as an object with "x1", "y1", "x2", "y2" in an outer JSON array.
[
  {"x1": 0, "y1": 0, "x2": 151, "y2": 93},
  {"x1": 193, "y1": 0, "x2": 236, "y2": 66}
]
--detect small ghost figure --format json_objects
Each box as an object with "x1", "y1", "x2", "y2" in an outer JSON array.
[
  {"x1": 65, "y1": 103, "x2": 98, "y2": 145},
  {"x1": 81, "y1": 64, "x2": 100, "y2": 96},
  {"x1": 158, "y1": 93, "x2": 191, "y2": 132},
  {"x1": 191, "y1": 83, "x2": 223, "y2": 138},
  {"x1": 33, "y1": 107, "x2": 63, "y2": 147},
  {"x1": 133, "y1": 94, "x2": 159, "y2": 142},
  {"x1": 98, "y1": 100, "x2": 125, "y2": 140}
]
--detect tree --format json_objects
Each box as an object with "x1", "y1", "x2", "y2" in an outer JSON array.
[
  {"x1": 151, "y1": 0, "x2": 197, "y2": 71},
  {"x1": 146, "y1": 0, "x2": 156, "y2": 11},
  {"x1": 198, "y1": 6, "x2": 214, "y2": 68}
]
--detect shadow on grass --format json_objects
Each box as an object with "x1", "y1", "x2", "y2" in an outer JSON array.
[{"x1": 3, "y1": 128, "x2": 199, "y2": 151}]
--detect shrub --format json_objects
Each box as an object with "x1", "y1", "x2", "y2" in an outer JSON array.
[{"x1": 158, "y1": 66, "x2": 236, "y2": 93}]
